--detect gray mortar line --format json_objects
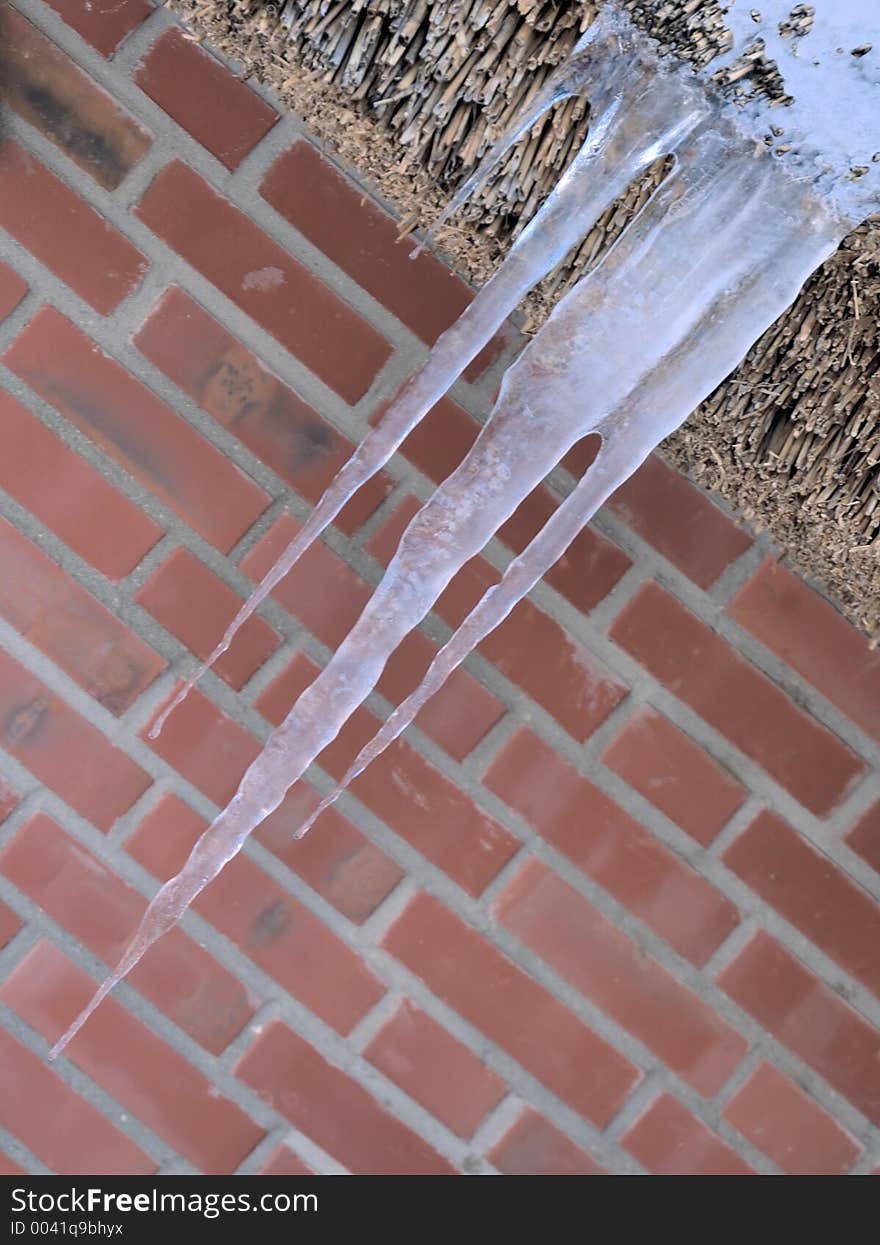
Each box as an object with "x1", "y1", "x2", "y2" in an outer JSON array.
[
  {"x1": 0, "y1": 1125, "x2": 51, "y2": 1176},
  {"x1": 60, "y1": 727, "x2": 880, "y2": 1145},
  {"x1": 0, "y1": 1002, "x2": 174, "y2": 1168}
]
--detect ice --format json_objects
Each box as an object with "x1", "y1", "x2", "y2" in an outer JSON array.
[
  {"x1": 146, "y1": 7, "x2": 708, "y2": 740},
  {"x1": 49, "y1": 2, "x2": 876, "y2": 1060}
]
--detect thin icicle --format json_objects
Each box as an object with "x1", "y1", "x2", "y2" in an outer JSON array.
[{"x1": 409, "y1": 2, "x2": 653, "y2": 256}]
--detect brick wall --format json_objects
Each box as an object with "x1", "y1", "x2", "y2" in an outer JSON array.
[{"x1": 0, "y1": 0, "x2": 878, "y2": 1177}]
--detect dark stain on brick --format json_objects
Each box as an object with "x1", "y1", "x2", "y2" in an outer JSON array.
[
  {"x1": 4, "y1": 694, "x2": 51, "y2": 748},
  {"x1": 44, "y1": 379, "x2": 172, "y2": 497},
  {"x1": 2, "y1": 9, "x2": 151, "y2": 192},
  {"x1": 201, "y1": 354, "x2": 268, "y2": 428},
  {"x1": 261, "y1": 393, "x2": 334, "y2": 470},
  {"x1": 249, "y1": 900, "x2": 292, "y2": 948},
  {"x1": 204, "y1": 350, "x2": 336, "y2": 475},
  {"x1": 324, "y1": 845, "x2": 361, "y2": 889},
  {"x1": 88, "y1": 649, "x2": 141, "y2": 714},
  {"x1": 20, "y1": 606, "x2": 143, "y2": 715},
  {"x1": 15, "y1": 82, "x2": 128, "y2": 189},
  {"x1": 10, "y1": 343, "x2": 182, "y2": 506}
]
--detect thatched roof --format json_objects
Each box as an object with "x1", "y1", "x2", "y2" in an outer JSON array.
[{"x1": 169, "y1": 0, "x2": 880, "y2": 637}]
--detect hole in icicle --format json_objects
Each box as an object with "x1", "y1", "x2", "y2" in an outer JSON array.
[
  {"x1": 561, "y1": 432, "x2": 603, "y2": 478},
  {"x1": 534, "y1": 154, "x2": 676, "y2": 307}
]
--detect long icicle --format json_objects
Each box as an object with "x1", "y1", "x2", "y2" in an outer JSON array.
[
  {"x1": 49, "y1": 105, "x2": 848, "y2": 1060},
  {"x1": 148, "y1": 6, "x2": 710, "y2": 739}
]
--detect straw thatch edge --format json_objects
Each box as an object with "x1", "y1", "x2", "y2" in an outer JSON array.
[{"x1": 166, "y1": 0, "x2": 880, "y2": 640}]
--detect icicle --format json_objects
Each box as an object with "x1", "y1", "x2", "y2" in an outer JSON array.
[
  {"x1": 410, "y1": 3, "x2": 644, "y2": 257},
  {"x1": 148, "y1": 5, "x2": 711, "y2": 739},
  {"x1": 50, "y1": 3, "x2": 871, "y2": 1059}
]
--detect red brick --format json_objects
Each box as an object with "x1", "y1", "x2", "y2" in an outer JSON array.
[
  {"x1": 6, "y1": 307, "x2": 269, "y2": 553},
  {"x1": 484, "y1": 591, "x2": 629, "y2": 741},
  {"x1": 610, "y1": 582, "x2": 864, "y2": 817},
  {"x1": 260, "y1": 140, "x2": 511, "y2": 381},
  {"x1": 134, "y1": 287, "x2": 391, "y2": 533},
  {"x1": 608, "y1": 454, "x2": 751, "y2": 588},
  {"x1": 488, "y1": 1108, "x2": 605, "y2": 1176},
  {"x1": 5, "y1": 9, "x2": 151, "y2": 190},
  {"x1": 131, "y1": 793, "x2": 402, "y2": 930},
  {"x1": 0, "y1": 1153, "x2": 23, "y2": 1175},
  {"x1": 361, "y1": 494, "x2": 424, "y2": 566},
  {"x1": 496, "y1": 860, "x2": 746, "y2": 1095},
  {"x1": 43, "y1": 0, "x2": 153, "y2": 57},
  {"x1": 718, "y1": 930, "x2": 880, "y2": 1125},
  {"x1": 497, "y1": 482, "x2": 631, "y2": 617},
  {"x1": 0, "y1": 517, "x2": 165, "y2": 714},
  {"x1": 126, "y1": 798, "x2": 385, "y2": 1036},
  {"x1": 378, "y1": 629, "x2": 505, "y2": 762},
  {"x1": 368, "y1": 497, "x2": 628, "y2": 742},
  {"x1": 561, "y1": 433, "x2": 602, "y2": 478},
  {"x1": 601, "y1": 705, "x2": 745, "y2": 846},
  {"x1": 0, "y1": 390, "x2": 161, "y2": 580},
  {"x1": 253, "y1": 654, "x2": 316, "y2": 726},
  {"x1": 143, "y1": 685, "x2": 262, "y2": 807},
  {"x1": 371, "y1": 392, "x2": 479, "y2": 485},
  {"x1": 240, "y1": 515, "x2": 371, "y2": 650},
  {"x1": 136, "y1": 29, "x2": 276, "y2": 170},
  {"x1": 0, "y1": 652, "x2": 151, "y2": 831},
  {"x1": 382, "y1": 893, "x2": 640, "y2": 1126},
  {"x1": 256, "y1": 653, "x2": 518, "y2": 897},
  {"x1": 724, "y1": 811, "x2": 880, "y2": 998},
  {"x1": 0, "y1": 141, "x2": 147, "y2": 313},
  {"x1": 0, "y1": 778, "x2": 20, "y2": 825},
  {"x1": 729, "y1": 558, "x2": 880, "y2": 744},
  {"x1": 0, "y1": 814, "x2": 255, "y2": 1053},
  {"x1": 259, "y1": 1146, "x2": 312, "y2": 1176},
  {"x1": 364, "y1": 1001, "x2": 506, "y2": 1138},
  {"x1": 442, "y1": 558, "x2": 628, "y2": 744},
  {"x1": 723, "y1": 1062, "x2": 861, "y2": 1174},
  {"x1": 237, "y1": 1021, "x2": 455, "y2": 1174},
  {"x1": 255, "y1": 787, "x2": 404, "y2": 924},
  {"x1": 0, "y1": 260, "x2": 27, "y2": 321},
  {"x1": 484, "y1": 728, "x2": 739, "y2": 966},
  {"x1": 0, "y1": 1028, "x2": 155, "y2": 1175},
  {"x1": 363, "y1": 499, "x2": 508, "y2": 760},
  {"x1": 136, "y1": 548, "x2": 278, "y2": 692},
  {"x1": 846, "y1": 800, "x2": 880, "y2": 874},
  {"x1": 136, "y1": 162, "x2": 391, "y2": 404},
  {"x1": 622, "y1": 1094, "x2": 753, "y2": 1175},
  {"x1": 1, "y1": 942, "x2": 263, "y2": 1174},
  {"x1": 0, "y1": 900, "x2": 22, "y2": 950}
]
